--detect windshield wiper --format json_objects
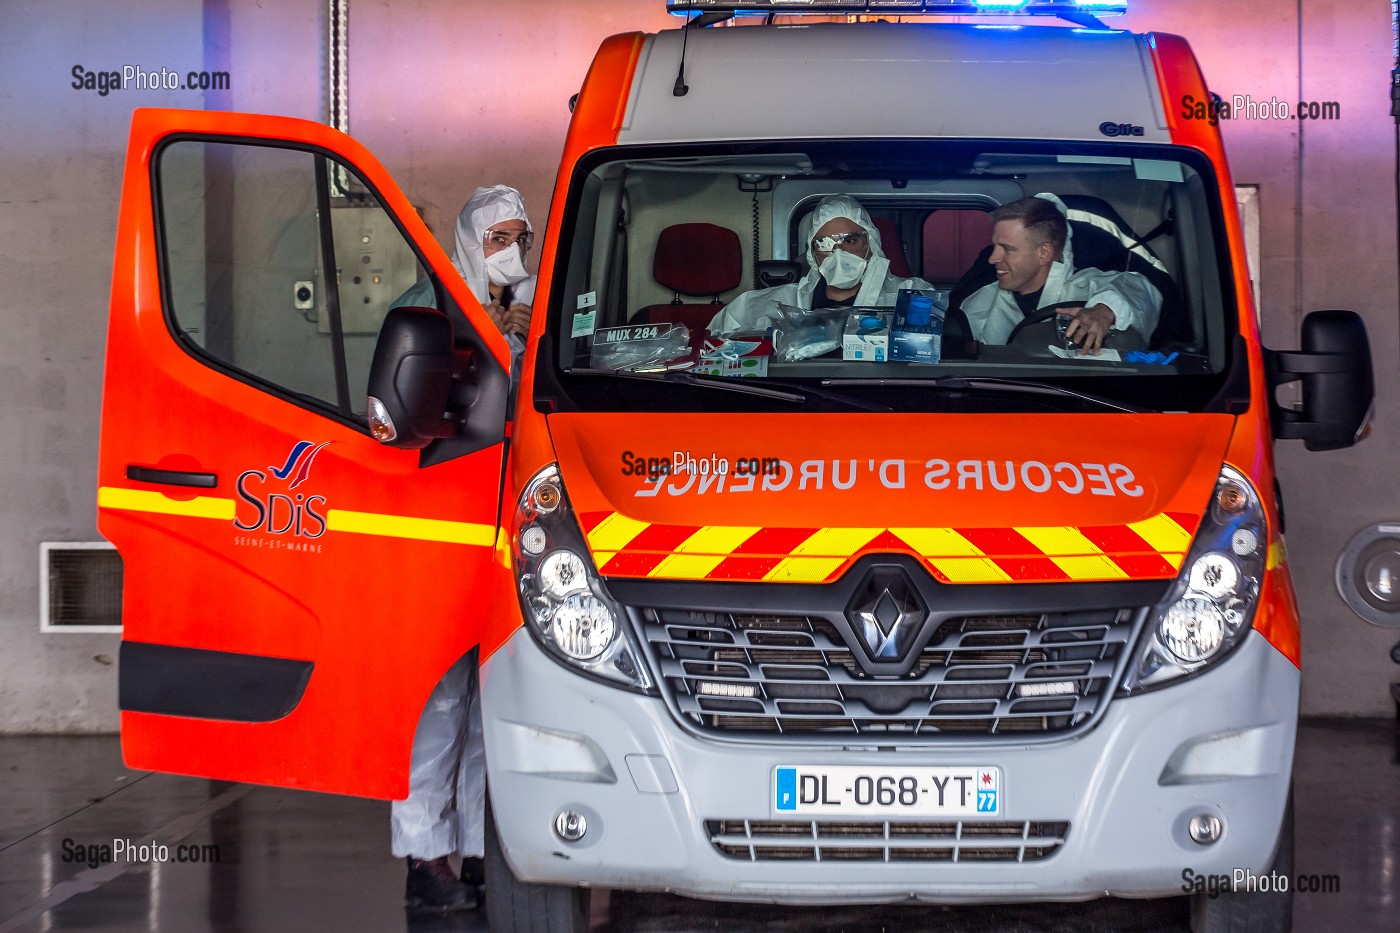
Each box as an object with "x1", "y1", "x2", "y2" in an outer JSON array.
[
  {"x1": 567, "y1": 368, "x2": 804, "y2": 402},
  {"x1": 831, "y1": 376, "x2": 1155, "y2": 414},
  {"x1": 566, "y1": 368, "x2": 889, "y2": 411}
]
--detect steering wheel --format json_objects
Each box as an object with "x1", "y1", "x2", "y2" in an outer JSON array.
[{"x1": 1005, "y1": 300, "x2": 1087, "y2": 347}]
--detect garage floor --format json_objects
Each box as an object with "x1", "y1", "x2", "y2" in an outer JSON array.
[{"x1": 1, "y1": 718, "x2": 1394, "y2": 933}]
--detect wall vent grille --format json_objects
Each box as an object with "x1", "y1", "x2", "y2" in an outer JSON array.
[{"x1": 41, "y1": 542, "x2": 123, "y2": 633}]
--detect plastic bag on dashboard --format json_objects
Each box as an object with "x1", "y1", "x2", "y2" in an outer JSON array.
[
  {"x1": 589, "y1": 323, "x2": 693, "y2": 371},
  {"x1": 770, "y1": 304, "x2": 844, "y2": 362}
]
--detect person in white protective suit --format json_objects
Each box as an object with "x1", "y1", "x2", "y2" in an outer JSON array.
[
  {"x1": 960, "y1": 193, "x2": 1161, "y2": 354},
  {"x1": 392, "y1": 184, "x2": 535, "y2": 913},
  {"x1": 707, "y1": 194, "x2": 936, "y2": 334},
  {"x1": 394, "y1": 183, "x2": 536, "y2": 361}
]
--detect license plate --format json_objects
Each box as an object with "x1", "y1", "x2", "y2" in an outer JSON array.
[{"x1": 773, "y1": 766, "x2": 1001, "y2": 817}]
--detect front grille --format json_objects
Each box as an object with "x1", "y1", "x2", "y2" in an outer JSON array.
[
  {"x1": 705, "y1": 819, "x2": 1070, "y2": 862},
  {"x1": 641, "y1": 608, "x2": 1139, "y2": 738}
]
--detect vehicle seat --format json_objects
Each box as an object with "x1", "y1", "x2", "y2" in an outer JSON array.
[
  {"x1": 631, "y1": 223, "x2": 742, "y2": 337},
  {"x1": 756, "y1": 259, "x2": 802, "y2": 288},
  {"x1": 947, "y1": 196, "x2": 1189, "y2": 350},
  {"x1": 872, "y1": 217, "x2": 913, "y2": 278}
]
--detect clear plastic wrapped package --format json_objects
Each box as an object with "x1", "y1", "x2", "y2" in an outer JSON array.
[
  {"x1": 589, "y1": 323, "x2": 694, "y2": 371},
  {"x1": 770, "y1": 304, "x2": 844, "y2": 362}
]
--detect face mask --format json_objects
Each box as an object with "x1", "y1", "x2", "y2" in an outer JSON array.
[
  {"x1": 485, "y1": 243, "x2": 529, "y2": 286},
  {"x1": 818, "y1": 248, "x2": 868, "y2": 290}
]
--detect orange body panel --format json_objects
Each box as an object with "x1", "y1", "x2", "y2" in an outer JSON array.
[
  {"x1": 100, "y1": 110, "x2": 507, "y2": 797},
  {"x1": 1151, "y1": 35, "x2": 1299, "y2": 666},
  {"x1": 549, "y1": 412, "x2": 1228, "y2": 585},
  {"x1": 491, "y1": 33, "x2": 647, "y2": 662}
]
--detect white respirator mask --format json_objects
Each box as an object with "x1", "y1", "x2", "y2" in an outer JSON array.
[
  {"x1": 818, "y1": 248, "x2": 868, "y2": 290},
  {"x1": 485, "y1": 243, "x2": 529, "y2": 287}
]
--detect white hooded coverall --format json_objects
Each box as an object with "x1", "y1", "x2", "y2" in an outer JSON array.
[
  {"x1": 959, "y1": 193, "x2": 1162, "y2": 346},
  {"x1": 389, "y1": 184, "x2": 534, "y2": 861},
  {"x1": 707, "y1": 194, "x2": 936, "y2": 334},
  {"x1": 393, "y1": 184, "x2": 536, "y2": 360}
]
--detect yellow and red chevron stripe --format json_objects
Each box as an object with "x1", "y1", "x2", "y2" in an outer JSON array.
[{"x1": 581, "y1": 511, "x2": 1199, "y2": 584}]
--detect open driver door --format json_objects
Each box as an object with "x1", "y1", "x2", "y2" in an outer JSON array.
[{"x1": 97, "y1": 109, "x2": 510, "y2": 798}]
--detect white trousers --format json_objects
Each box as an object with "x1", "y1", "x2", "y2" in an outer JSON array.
[{"x1": 389, "y1": 652, "x2": 486, "y2": 860}]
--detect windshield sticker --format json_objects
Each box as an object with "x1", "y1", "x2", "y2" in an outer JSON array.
[
  {"x1": 572, "y1": 291, "x2": 597, "y2": 338},
  {"x1": 1056, "y1": 155, "x2": 1133, "y2": 165},
  {"x1": 630, "y1": 457, "x2": 1144, "y2": 498},
  {"x1": 1133, "y1": 159, "x2": 1185, "y2": 182}
]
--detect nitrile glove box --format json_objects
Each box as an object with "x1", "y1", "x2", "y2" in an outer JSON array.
[
  {"x1": 891, "y1": 288, "x2": 947, "y2": 363},
  {"x1": 890, "y1": 316, "x2": 943, "y2": 363},
  {"x1": 842, "y1": 312, "x2": 891, "y2": 361}
]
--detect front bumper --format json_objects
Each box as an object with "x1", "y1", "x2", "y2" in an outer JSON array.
[{"x1": 481, "y1": 627, "x2": 1297, "y2": 905}]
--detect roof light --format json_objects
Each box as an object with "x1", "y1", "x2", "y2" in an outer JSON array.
[{"x1": 665, "y1": 1, "x2": 1127, "y2": 18}]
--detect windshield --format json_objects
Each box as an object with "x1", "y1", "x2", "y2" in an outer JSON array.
[{"x1": 539, "y1": 140, "x2": 1242, "y2": 415}]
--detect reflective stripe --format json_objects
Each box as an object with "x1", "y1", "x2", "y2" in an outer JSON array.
[
  {"x1": 763, "y1": 556, "x2": 846, "y2": 582},
  {"x1": 325, "y1": 509, "x2": 494, "y2": 546},
  {"x1": 927, "y1": 557, "x2": 1014, "y2": 583},
  {"x1": 675, "y1": 525, "x2": 762, "y2": 554},
  {"x1": 98, "y1": 486, "x2": 235, "y2": 520},
  {"x1": 650, "y1": 553, "x2": 729, "y2": 579},
  {"x1": 1016, "y1": 526, "x2": 1129, "y2": 580},
  {"x1": 98, "y1": 486, "x2": 492, "y2": 546},
  {"x1": 790, "y1": 527, "x2": 883, "y2": 556},
  {"x1": 579, "y1": 509, "x2": 1199, "y2": 584},
  {"x1": 587, "y1": 512, "x2": 652, "y2": 551},
  {"x1": 1126, "y1": 514, "x2": 1192, "y2": 557},
  {"x1": 891, "y1": 527, "x2": 1013, "y2": 583}
]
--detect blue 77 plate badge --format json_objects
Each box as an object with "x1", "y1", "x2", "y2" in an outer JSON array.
[{"x1": 774, "y1": 766, "x2": 1001, "y2": 817}]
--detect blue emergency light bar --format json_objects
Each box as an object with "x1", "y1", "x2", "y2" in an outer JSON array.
[{"x1": 666, "y1": 1, "x2": 1127, "y2": 17}]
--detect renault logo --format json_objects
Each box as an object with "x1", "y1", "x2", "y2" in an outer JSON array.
[{"x1": 846, "y1": 567, "x2": 926, "y2": 661}]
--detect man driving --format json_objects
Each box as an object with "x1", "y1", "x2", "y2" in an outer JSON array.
[{"x1": 961, "y1": 193, "x2": 1162, "y2": 353}]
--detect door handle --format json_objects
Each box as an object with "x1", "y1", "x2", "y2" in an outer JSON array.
[{"x1": 126, "y1": 465, "x2": 218, "y2": 488}]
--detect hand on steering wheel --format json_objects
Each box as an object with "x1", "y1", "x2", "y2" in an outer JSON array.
[
  {"x1": 1060, "y1": 303, "x2": 1117, "y2": 354},
  {"x1": 1005, "y1": 300, "x2": 1086, "y2": 347}
]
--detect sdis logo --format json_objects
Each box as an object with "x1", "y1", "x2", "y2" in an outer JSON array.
[{"x1": 234, "y1": 441, "x2": 329, "y2": 538}]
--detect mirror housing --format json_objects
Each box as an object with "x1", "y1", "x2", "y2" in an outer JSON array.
[
  {"x1": 367, "y1": 306, "x2": 463, "y2": 449},
  {"x1": 1266, "y1": 309, "x2": 1374, "y2": 451}
]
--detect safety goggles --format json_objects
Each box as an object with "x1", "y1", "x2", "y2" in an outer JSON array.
[
  {"x1": 811, "y1": 230, "x2": 868, "y2": 254},
  {"x1": 483, "y1": 230, "x2": 535, "y2": 251}
]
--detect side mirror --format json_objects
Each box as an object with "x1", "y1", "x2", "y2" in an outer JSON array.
[
  {"x1": 1266, "y1": 309, "x2": 1375, "y2": 451},
  {"x1": 367, "y1": 306, "x2": 463, "y2": 449}
]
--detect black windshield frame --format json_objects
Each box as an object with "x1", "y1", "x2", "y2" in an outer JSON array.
[{"x1": 534, "y1": 137, "x2": 1244, "y2": 416}]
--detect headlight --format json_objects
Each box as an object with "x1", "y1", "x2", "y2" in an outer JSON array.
[
  {"x1": 513, "y1": 464, "x2": 653, "y2": 692},
  {"x1": 551, "y1": 593, "x2": 615, "y2": 659},
  {"x1": 1121, "y1": 465, "x2": 1267, "y2": 692}
]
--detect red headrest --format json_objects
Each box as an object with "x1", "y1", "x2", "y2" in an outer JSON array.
[
  {"x1": 652, "y1": 223, "x2": 742, "y2": 297},
  {"x1": 873, "y1": 218, "x2": 912, "y2": 279}
]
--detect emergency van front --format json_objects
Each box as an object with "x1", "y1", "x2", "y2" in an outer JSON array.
[{"x1": 97, "y1": 6, "x2": 1373, "y2": 933}]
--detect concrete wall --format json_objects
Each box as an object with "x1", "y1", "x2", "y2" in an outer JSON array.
[
  {"x1": 0, "y1": 0, "x2": 1395, "y2": 731},
  {"x1": 1112, "y1": 0, "x2": 1400, "y2": 717}
]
